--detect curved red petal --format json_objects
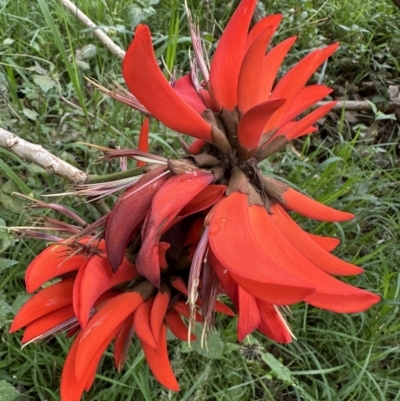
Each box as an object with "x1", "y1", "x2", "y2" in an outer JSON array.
[
  {"x1": 137, "y1": 117, "x2": 149, "y2": 167},
  {"x1": 141, "y1": 324, "x2": 180, "y2": 391},
  {"x1": 60, "y1": 332, "x2": 92, "y2": 401},
  {"x1": 170, "y1": 276, "x2": 188, "y2": 295},
  {"x1": 133, "y1": 298, "x2": 156, "y2": 348},
  {"x1": 22, "y1": 305, "x2": 75, "y2": 343},
  {"x1": 137, "y1": 171, "x2": 214, "y2": 287},
  {"x1": 249, "y1": 205, "x2": 380, "y2": 313},
  {"x1": 150, "y1": 290, "x2": 170, "y2": 342},
  {"x1": 73, "y1": 255, "x2": 137, "y2": 328},
  {"x1": 282, "y1": 85, "x2": 333, "y2": 123},
  {"x1": 282, "y1": 187, "x2": 354, "y2": 222},
  {"x1": 208, "y1": 193, "x2": 315, "y2": 305},
  {"x1": 238, "y1": 26, "x2": 275, "y2": 112},
  {"x1": 270, "y1": 204, "x2": 362, "y2": 275},
  {"x1": 158, "y1": 242, "x2": 170, "y2": 269},
  {"x1": 257, "y1": 301, "x2": 292, "y2": 343},
  {"x1": 178, "y1": 184, "x2": 227, "y2": 221},
  {"x1": 209, "y1": 0, "x2": 258, "y2": 109},
  {"x1": 173, "y1": 74, "x2": 206, "y2": 115},
  {"x1": 258, "y1": 36, "x2": 297, "y2": 103},
  {"x1": 114, "y1": 316, "x2": 134, "y2": 371},
  {"x1": 264, "y1": 43, "x2": 339, "y2": 132},
  {"x1": 173, "y1": 301, "x2": 202, "y2": 322},
  {"x1": 209, "y1": 249, "x2": 238, "y2": 305},
  {"x1": 188, "y1": 139, "x2": 207, "y2": 155},
  {"x1": 106, "y1": 166, "x2": 168, "y2": 272},
  {"x1": 61, "y1": 328, "x2": 118, "y2": 401},
  {"x1": 307, "y1": 233, "x2": 340, "y2": 252},
  {"x1": 10, "y1": 280, "x2": 74, "y2": 332},
  {"x1": 75, "y1": 291, "x2": 144, "y2": 381},
  {"x1": 25, "y1": 245, "x2": 85, "y2": 293},
  {"x1": 123, "y1": 25, "x2": 211, "y2": 140},
  {"x1": 237, "y1": 287, "x2": 260, "y2": 341},
  {"x1": 165, "y1": 310, "x2": 196, "y2": 341},
  {"x1": 245, "y1": 14, "x2": 282, "y2": 52},
  {"x1": 237, "y1": 98, "x2": 286, "y2": 149},
  {"x1": 274, "y1": 101, "x2": 337, "y2": 141}
]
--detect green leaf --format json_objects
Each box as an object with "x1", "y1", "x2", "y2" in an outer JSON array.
[
  {"x1": 261, "y1": 351, "x2": 293, "y2": 383},
  {"x1": 33, "y1": 74, "x2": 56, "y2": 93},
  {"x1": 0, "y1": 259, "x2": 18, "y2": 274},
  {"x1": 180, "y1": 325, "x2": 224, "y2": 359},
  {"x1": 0, "y1": 380, "x2": 20, "y2": 401},
  {"x1": 22, "y1": 108, "x2": 39, "y2": 121}
]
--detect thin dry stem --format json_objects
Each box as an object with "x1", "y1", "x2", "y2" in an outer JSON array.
[{"x1": 0, "y1": 128, "x2": 88, "y2": 184}]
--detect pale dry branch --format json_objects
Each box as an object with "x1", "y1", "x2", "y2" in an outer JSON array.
[
  {"x1": 0, "y1": 127, "x2": 88, "y2": 184},
  {"x1": 59, "y1": 0, "x2": 126, "y2": 60},
  {"x1": 317, "y1": 100, "x2": 399, "y2": 113}
]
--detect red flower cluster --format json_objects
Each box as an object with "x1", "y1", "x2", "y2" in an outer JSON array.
[{"x1": 11, "y1": 0, "x2": 380, "y2": 399}]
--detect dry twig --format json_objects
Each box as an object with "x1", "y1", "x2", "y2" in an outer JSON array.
[
  {"x1": 59, "y1": 0, "x2": 126, "y2": 60},
  {"x1": 0, "y1": 127, "x2": 88, "y2": 184}
]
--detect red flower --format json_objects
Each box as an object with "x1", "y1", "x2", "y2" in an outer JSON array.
[
  {"x1": 11, "y1": 237, "x2": 234, "y2": 400},
  {"x1": 11, "y1": 0, "x2": 380, "y2": 399}
]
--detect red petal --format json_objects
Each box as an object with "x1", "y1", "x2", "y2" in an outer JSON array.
[
  {"x1": 22, "y1": 305, "x2": 75, "y2": 343},
  {"x1": 307, "y1": 233, "x2": 340, "y2": 252},
  {"x1": 170, "y1": 276, "x2": 188, "y2": 295},
  {"x1": 114, "y1": 316, "x2": 134, "y2": 371},
  {"x1": 249, "y1": 205, "x2": 380, "y2": 313},
  {"x1": 25, "y1": 245, "x2": 84, "y2": 293},
  {"x1": 137, "y1": 118, "x2": 149, "y2": 167},
  {"x1": 209, "y1": 0, "x2": 258, "y2": 109},
  {"x1": 274, "y1": 101, "x2": 337, "y2": 141},
  {"x1": 75, "y1": 292, "x2": 144, "y2": 381},
  {"x1": 184, "y1": 217, "x2": 205, "y2": 246},
  {"x1": 237, "y1": 98, "x2": 286, "y2": 149},
  {"x1": 173, "y1": 74, "x2": 206, "y2": 115},
  {"x1": 245, "y1": 14, "x2": 282, "y2": 52},
  {"x1": 237, "y1": 287, "x2": 260, "y2": 341},
  {"x1": 60, "y1": 331, "x2": 93, "y2": 401},
  {"x1": 158, "y1": 242, "x2": 170, "y2": 269},
  {"x1": 133, "y1": 298, "x2": 156, "y2": 348},
  {"x1": 188, "y1": 139, "x2": 207, "y2": 154},
  {"x1": 60, "y1": 328, "x2": 119, "y2": 401},
  {"x1": 264, "y1": 43, "x2": 339, "y2": 132},
  {"x1": 177, "y1": 184, "x2": 227, "y2": 221},
  {"x1": 73, "y1": 255, "x2": 137, "y2": 328},
  {"x1": 150, "y1": 290, "x2": 170, "y2": 343},
  {"x1": 282, "y1": 85, "x2": 333, "y2": 123},
  {"x1": 123, "y1": 25, "x2": 211, "y2": 140},
  {"x1": 270, "y1": 204, "x2": 361, "y2": 275},
  {"x1": 106, "y1": 166, "x2": 168, "y2": 272},
  {"x1": 165, "y1": 310, "x2": 195, "y2": 341},
  {"x1": 209, "y1": 249, "x2": 238, "y2": 305},
  {"x1": 282, "y1": 186, "x2": 354, "y2": 222},
  {"x1": 207, "y1": 193, "x2": 315, "y2": 304},
  {"x1": 173, "y1": 301, "x2": 202, "y2": 322},
  {"x1": 257, "y1": 301, "x2": 292, "y2": 343},
  {"x1": 10, "y1": 280, "x2": 74, "y2": 332},
  {"x1": 137, "y1": 171, "x2": 214, "y2": 286},
  {"x1": 258, "y1": 36, "x2": 297, "y2": 103},
  {"x1": 141, "y1": 324, "x2": 179, "y2": 391},
  {"x1": 238, "y1": 26, "x2": 276, "y2": 112}
]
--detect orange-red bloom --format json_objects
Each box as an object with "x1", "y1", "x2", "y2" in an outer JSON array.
[{"x1": 11, "y1": 1, "x2": 380, "y2": 400}]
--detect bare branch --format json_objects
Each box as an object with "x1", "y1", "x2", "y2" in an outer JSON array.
[
  {"x1": 0, "y1": 127, "x2": 88, "y2": 184},
  {"x1": 59, "y1": 0, "x2": 126, "y2": 60},
  {"x1": 317, "y1": 100, "x2": 399, "y2": 112}
]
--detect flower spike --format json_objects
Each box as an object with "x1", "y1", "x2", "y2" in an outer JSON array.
[{"x1": 11, "y1": 2, "x2": 380, "y2": 399}]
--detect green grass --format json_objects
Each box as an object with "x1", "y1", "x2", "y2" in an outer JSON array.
[{"x1": 1, "y1": 0, "x2": 400, "y2": 400}]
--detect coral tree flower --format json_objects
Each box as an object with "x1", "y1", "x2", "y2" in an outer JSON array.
[{"x1": 11, "y1": 0, "x2": 380, "y2": 400}]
